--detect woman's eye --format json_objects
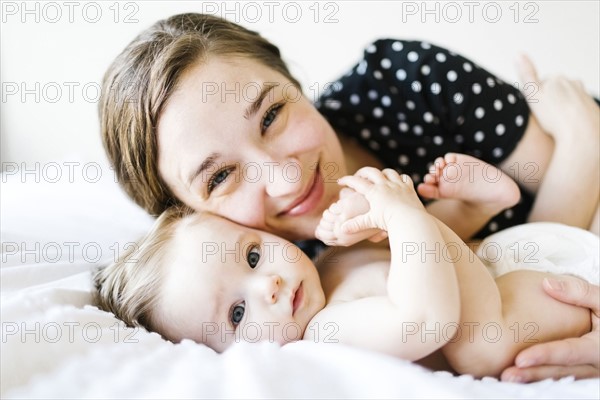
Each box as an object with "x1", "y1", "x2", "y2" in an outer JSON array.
[
  {"x1": 207, "y1": 166, "x2": 235, "y2": 194},
  {"x1": 247, "y1": 245, "x2": 261, "y2": 268},
  {"x1": 261, "y1": 103, "x2": 284, "y2": 134},
  {"x1": 230, "y1": 303, "x2": 245, "y2": 326}
]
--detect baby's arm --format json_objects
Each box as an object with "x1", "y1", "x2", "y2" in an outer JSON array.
[{"x1": 307, "y1": 168, "x2": 460, "y2": 361}]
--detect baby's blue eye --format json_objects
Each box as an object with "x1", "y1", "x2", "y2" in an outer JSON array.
[
  {"x1": 231, "y1": 303, "x2": 245, "y2": 325},
  {"x1": 247, "y1": 245, "x2": 260, "y2": 268}
]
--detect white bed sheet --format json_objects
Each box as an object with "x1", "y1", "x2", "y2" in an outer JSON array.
[{"x1": 2, "y1": 164, "x2": 599, "y2": 399}]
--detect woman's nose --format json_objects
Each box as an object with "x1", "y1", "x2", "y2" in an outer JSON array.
[{"x1": 263, "y1": 159, "x2": 304, "y2": 198}]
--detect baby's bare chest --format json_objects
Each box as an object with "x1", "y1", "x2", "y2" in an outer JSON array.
[{"x1": 316, "y1": 246, "x2": 391, "y2": 303}]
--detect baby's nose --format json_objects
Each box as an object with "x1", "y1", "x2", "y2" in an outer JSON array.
[{"x1": 265, "y1": 275, "x2": 281, "y2": 304}]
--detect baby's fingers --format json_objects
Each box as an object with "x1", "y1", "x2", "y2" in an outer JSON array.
[
  {"x1": 341, "y1": 214, "x2": 377, "y2": 234},
  {"x1": 338, "y1": 175, "x2": 373, "y2": 195}
]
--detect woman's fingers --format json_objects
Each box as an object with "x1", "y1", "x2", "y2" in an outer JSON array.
[
  {"x1": 501, "y1": 363, "x2": 599, "y2": 383},
  {"x1": 542, "y1": 277, "x2": 600, "y2": 315},
  {"x1": 517, "y1": 53, "x2": 540, "y2": 86},
  {"x1": 515, "y1": 336, "x2": 598, "y2": 367}
]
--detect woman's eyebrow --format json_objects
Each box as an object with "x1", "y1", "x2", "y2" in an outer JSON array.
[
  {"x1": 243, "y1": 83, "x2": 279, "y2": 120},
  {"x1": 187, "y1": 152, "x2": 220, "y2": 188}
]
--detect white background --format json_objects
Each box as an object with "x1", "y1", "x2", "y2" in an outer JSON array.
[{"x1": 1, "y1": 0, "x2": 599, "y2": 166}]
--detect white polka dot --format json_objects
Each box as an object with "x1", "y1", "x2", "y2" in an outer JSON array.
[
  {"x1": 350, "y1": 94, "x2": 360, "y2": 105},
  {"x1": 406, "y1": 100, "x2": 416, "y2": 110},
  {"x1": 388, "y1": 139, "x2": 398, "y2": 148},
  {"x1": 456, "y1": 116, "x2": 465, "y2": 126},
  {"x1": 421, "y1": 65, "x2": 431, "y2": 75},
  {"x1": 355, "y1": 114, "x2": 365, "y2": 123},
  {"x1": 447, "y1": 70, "x2": 458, "y2": 82},
  {"x1": 392, "y1": 41, "x2": 403, "y2": 51},
  {"x1": 416, "y1": 147, "x2": 427, "y2": 157},
  {"x1": 507, "y1": 93, "x2": 516, "y2": 104},
  {"x1": 411, "y1": 173, "x2": 421, "y2": 182},
  {"x1": 381, "y1": 96, "x2": 392, "y2": 107},
  {"x1": 493, "y1": 147, "x2": 504, "y2": 158},
  {"x1": 357, "y1": 60, "x2": 368, "y2": 75},
  {"x1": 430, "y1": 82, "x2": 441, "y2": 95},
  {"x1": 399, "y1": 122, "x2": 409, "y2": 132},
  {"x1": 493, "y1": 99, "x2": 503, "y2": 111},
  {"x1": 474, "y1": 131, "x2": 485, "y2": 142},
  {"x1": 515, "y1": 115, "x2": 524, "y2": 126},
  {"x1": 380, "y1": 58, "x2": 392, "y2": 69},
  {"x1": 361, "y1": 129, "x2": 371, "y2": 139},
  {"x1": 488, "y1": 222, "x2": 499, "y2": 232},
  {"x1": 366, "y1": 44, "x2": 377, "y2": 53},
  {"x1": 454, "y1": 134, "x2": 464, "y2": 143},
  {"x1": 368, "y1": 90, "x2": 378, "y2": 100},
  {"x1": 486, "y1": 77, "x2": 496, "y2": 87},
  {"x1": 463, "y1": 62, "x2": 473, "y2": 72},
  {"x1": 397, "y1": 112, "x2": 406, "y2": 120},
  {"x1": 396, "y1": 69, "x2": 407, "y2": 81},
  {"x1": 324, "y1": 100, "x2": 341, "y2": 110},
  {"x1": 380, "y1": 126, "x2": 390, "y2": 136},
  {"x1": 421, "y1": 42, "x2": 432, "y2": 49},
  {"x1": 333, "y1": 81, "x2": 343, "y2": 92},
  {"x1": 453, "y1": 93, "x2": 464, "y2": 104},
  {"x1": 389, "y1": 86, "x2": 399, "y2": 95},
  {"x1": 411, "y1": 81, "x2": 422, "y2": 92},
  {"x1": 413, "y1": 125, "x2": 423, "y2": 135},
  {"x1": 436, "y1": 52, "x2": 447, "y2": 62},
  {"x1": 369, "y1": 140, "x2": 380, "y2": 150},
  {"x1": 423, "y1": 112, "x2": 434, "y2": 123},
  {"x1": 496, "y1": 124, "x2": 506, "y2": 135},
  {"x1": 504, "y1": 209, "x2": 514, "y2": 219},
  {"x1": 475, "y1": 107, "x2": 485, "y2": 119},
  {"x1": 398, "y1": 155, "x2": 410, "y2": 165},
  {"x1": 373, "y1": 70, "x2": 383, "y2": 80},
  {"x1": 472, "y1": 83, "x2": 482, "y2": 94},
  {"x1": 407, "y1": 51, "x2": 419, "y2": 62},
  {"x1": 373, "y1": 107, "x2": 383, "y2": 118},
  {"x1": 433, "y1": 136, "x2": 443, "y2": 145}
]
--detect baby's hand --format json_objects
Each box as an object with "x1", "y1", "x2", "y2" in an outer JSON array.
[
  {"x1": 323, "y1": 167, "x2": 424, "y2": 238},
  {"x1": 316, "y1": 187, "x2": 387, "y2": 246}
]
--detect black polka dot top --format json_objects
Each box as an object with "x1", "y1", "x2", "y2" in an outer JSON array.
[{"x1": 316, "y1": 39, "x2": 534, "y2": 239}]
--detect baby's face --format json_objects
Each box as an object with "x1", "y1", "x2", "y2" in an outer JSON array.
[{"x1": 156, "y1": 213, "x2": 326, "y2": 352}]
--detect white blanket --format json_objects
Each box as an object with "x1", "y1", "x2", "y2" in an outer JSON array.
[{"x1": 2, "y1": 167, "x2": 599, "y2": 399}]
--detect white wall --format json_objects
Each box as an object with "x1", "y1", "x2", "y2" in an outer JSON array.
[{"x1": 2, "y1": 0, "x2": 599, "y2": 166}]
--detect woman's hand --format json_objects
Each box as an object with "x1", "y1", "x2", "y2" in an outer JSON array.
[
  {"x1": 501, "y1": 278, "x2": 600, "y2": 382},
  {"x1": 517, "y1": 54, "x2": 600, "y2": 145}
]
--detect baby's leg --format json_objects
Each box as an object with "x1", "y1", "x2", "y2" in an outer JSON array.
[
  {"x1": 420, "y1": 153, "x2": 521, "y2": 240},
  {"x1": 432, "y1": 216, "x2": 591, "y2": 377}
]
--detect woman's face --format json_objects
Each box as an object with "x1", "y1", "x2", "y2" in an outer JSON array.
[{"x1": 157, "y1": 56, "x2": 347, "y2": 240}]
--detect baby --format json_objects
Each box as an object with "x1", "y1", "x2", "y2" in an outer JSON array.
[{"x1": 94, "y1": 153, "x2": 592, "y2": 378}]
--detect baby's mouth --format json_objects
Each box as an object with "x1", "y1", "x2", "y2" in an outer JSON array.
[{"x1": 292, "y1": 282, "x2": 304, "y2": 316}]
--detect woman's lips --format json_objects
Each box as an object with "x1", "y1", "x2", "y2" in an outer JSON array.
[
  {"x1": 292, "y1": 282, "x2": 304, "y2": 316},
  {"x1": 281, "y1": 167, "x2": 324, "y2": 217}
]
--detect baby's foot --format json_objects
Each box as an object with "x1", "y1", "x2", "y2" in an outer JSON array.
[
  {"x1": 417, "y1": 153, "x2": 520, "y2": 215},
  {"x1": 316, "y1": 188, "x2": 386, "y2": 247}
]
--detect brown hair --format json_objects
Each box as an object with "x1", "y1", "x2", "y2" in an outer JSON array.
[
  {"x1": 100, "y1": 13, "x2": 301, "y2": 216},
  {"x1": 93, "y1": 206, "x2": 193, "y2": 333}
]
